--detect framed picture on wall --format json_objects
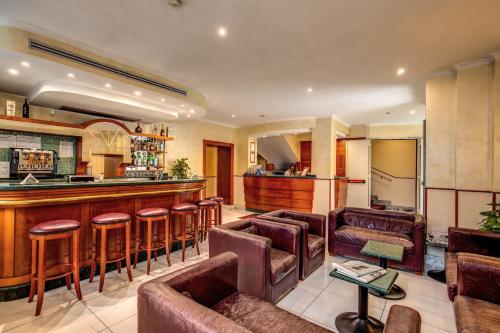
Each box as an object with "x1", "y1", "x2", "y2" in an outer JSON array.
[
  {"x1": 250, "y1": 152, "x2": 256, "y2": 163},
  {"x1": 250, "y1": 141, "x2": 256, "y2": 153}
]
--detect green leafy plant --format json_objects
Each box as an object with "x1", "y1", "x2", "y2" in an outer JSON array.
[
  {"x1": 171, "y1": 158, "x2": 191, "y2": 179},
  {"x1": 479, "y1": 202, "x2": 500, "y2": 232}
]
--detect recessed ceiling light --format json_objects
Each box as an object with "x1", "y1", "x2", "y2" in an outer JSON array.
[
  {"x1": 161, "y1": 98, "x2": 165, "y2": 102},
  {"x1": 410, "y1": 110, "x2": 416, "y2": 114},
  {"x1": 21, "y1": 61, "x2": 30, "y2": 67},
  {"x1": 397, "y1": 68, "x2": 406, "y2": 76},
  {"x1": 263, "y1": 135, "x2": 267, "y2": 138},
  {"x1": 217, "y1": 26, "x2": 227, "y2": 37},
  {"x1": 67, "y1": 73, "x2": 75, "y2": 78},
  {"x1": 260, "y1": 114, "x2": 266, "y2": 118},
  {"x1": 134, "y1": 91, "x2": 141, "y2": 96},
  {"x1": 180, "y1": 104, "x2": 185, "y2": 107},
  {"x1": 231, "y1": 114, "x2": 236, "y2": 118},
  {"x1": 307, "y1": 88, "x2": 313, "y2": 93},
  {"x1": 294, "y1": 132, "x2": 298, "y2": 135},
  {"x1": 8, "y1": 68, "x2": 19, "y2": 75},
  {"x1": 187, "y1": 114, "x2": 192, "y2": 118},
  {"x1": 105, "y1": 83, "x2": 112, "y2": 88},
  {"x1": 189, "y1": 109, "x2": 195, "y2": 114}
]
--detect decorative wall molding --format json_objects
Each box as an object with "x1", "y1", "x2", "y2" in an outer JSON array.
[{"x1": 453, "y1": 58, "x2": 491, "y2": 71}]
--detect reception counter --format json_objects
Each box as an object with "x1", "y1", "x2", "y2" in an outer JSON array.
[
  {"x1": 243, "y1": 174, "x2": 315, "y2": 213},
  {"x1": 0, "y1": 178, "x2": 205, "y2": 289}
]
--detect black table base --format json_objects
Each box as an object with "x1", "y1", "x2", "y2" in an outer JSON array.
[
  {"x1": 427, "y1": 269, "x2": 446, "y2": 283},
  {"x1": 336, "y1": 286, "x2": 384, "y2": 333}
]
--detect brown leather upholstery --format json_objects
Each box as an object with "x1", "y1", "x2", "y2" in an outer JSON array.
[
  {"x1": 258, "y1": 210, "x2": 326, "y2": 279},
  {"x1": 197, "y1": 199, "x2": 218, "y2": 207},
  {"x1": 454, "y1": 296, "x2": 500, "y2": 333},
  {"x1": 91, "y1": 213, "x2": 131, "y2": 225},
  {"x1": 328, "y1": 207, "x2": 425, "y2": 273},
  {"x1": 29, "y1": 219, "x2": 81, "y2": 235},
  {"x1": 137, "y1": 252, "x2": 331, "y2": 333},
  {"x1": 136, "y1": 207, "x2": 168, "y2": 217},
  {"x1": 206, "y1": 196, "x2": 224, "y2": 203},
  {"x1": 384, "y1": 305, "x2": 421, "y2": 333},
  {"x1": 171, "y1": 203, "x2": 198, "y2": 212},
  {"x1": 445, "y1": 227, "x2": 500, "y2": 301},
  {"x1": 209, "y1": 218, "x2": 300, "y2": 303}
]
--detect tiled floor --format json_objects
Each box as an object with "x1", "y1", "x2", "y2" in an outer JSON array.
[{"x1": 0, "y1": 207, "x2": 456, "y2": 333}]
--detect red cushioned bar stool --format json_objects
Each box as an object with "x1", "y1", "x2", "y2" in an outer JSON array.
[
  {"x1": 197, "y1": 199, "x2": 218, "y2": 242},
  {"x1": 28, "y1": 219, "x2": 82, "y2": 316},
  {"x1": 170, "y1": 203, "x2": 200, "y2": 261},
  {"x1": 134, "y1": 208, "x2": 171, "y2": 275},
  {"x1": 89, "y1": 213, "x2": 133, "y2": 292},
  {"x1": 205, "y1": 196, "x2": 224, "y2": 225}
]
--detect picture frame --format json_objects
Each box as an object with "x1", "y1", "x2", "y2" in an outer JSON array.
[{"x1": 250, "y1": 152, "x2": 256, "y2": 163}]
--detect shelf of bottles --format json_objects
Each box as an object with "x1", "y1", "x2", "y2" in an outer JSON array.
[{"x1": 130, "y1": 135, "x2": 166, "y2": 169}]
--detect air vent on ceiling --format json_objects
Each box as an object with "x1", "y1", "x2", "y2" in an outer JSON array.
[{"x1": 29, "y1": 39, "x2": 187, "y2": 96}]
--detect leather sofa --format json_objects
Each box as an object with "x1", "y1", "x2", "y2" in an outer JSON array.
[
  {"x1": 453, "y1": 254, "x2": 500, "y2": 333},
  {"x1": 138, "y1": 252, "x2": 422, "y2": 333},
  {"x1": 445, "y1": 227, "x2": 500, "y2": 301},
  {"x1": 328, "y1": 207, "x2": 426, "y2": 273},
  {"x1": 258, "y1": 209, "x2": 326, "y2": 280},
  {"x1": 209, "y1": 218, "x2": 300, "y2": 303}
]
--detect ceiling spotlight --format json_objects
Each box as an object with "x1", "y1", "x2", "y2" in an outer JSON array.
[
  {"x1": 134, "y1": 91, "x2": 141, "y2": 96},
  {"x1": 217, "y1": 26, "x2": 227, "y2": 37},
  {"x1": 180, "y1": 104, "x2": 185, "y2": 107},
  {"x1": 105, "y1": 83, "x2": 112, "y2": 88},
  {"x1": 410, "y1": 110, "x2": 416, "y2": 115},
  {"x1": 189, "y1": 109, "x2": 195, "y2": 114},
  {"x1": 397, "y1": 68, "x2": 406, "y2": 76},
  {"x1": 187, "y1": 114, "x2": 192, "y2": 118},
  {"x1": 231, "y1": 114, "x2": 236, "y2": 118},
  {"x1": 8, "y1": 68, "x2": 19, "y2": 75},
  {"x1": 263, "y1": 135, "x2": 267, "y2": 138},
  {"x1": 161, "y1": 98, "x2": 165, "y2": 102},
  {"x1": 307, "y1": 88, "x2": 313, "y2": 93},
  {"x1": 67, "y1": 73, "x2": 75, "y2": 78},
  {"x1": 21, "y1": 61, "x2": 30, "y2": 67}
]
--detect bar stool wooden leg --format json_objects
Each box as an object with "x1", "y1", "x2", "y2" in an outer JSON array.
[
  {"x1": 28, "y1": 239, "x2": 37, "y2": 303},
  {"x1": 99, "y1": 227, "x2": 107, "y2": 293},
  {"x1": 181, "y1": 215, "x2": 186, "y2": 262},
  {"x1": 72, "y1": 230, "x2": 82, "y2": 300},
  {"x1": 194, "y1": 212, "x2": 200, "y2": 255},
  {"x1": 134, "y1": 220, "x2": 140, "y2": 268},
  {"x1": 125, "y1": 223, "x2": 133, "y2": 282},
  {"x1": 35, "y1": 238, "x2": 46, "y2": 316},
  {"x1": 146, "y1": 218, "x2": 152, "y2": 275},
  {"x1": 116, "y1": 229, "x2": 122, "y2": 274},
  {"x1": 64, "y1": 237, "x2": 71, "y2": 290},
  {"x1": 165, "y1": 215, "x2": 171, "y2": 266},
  {"x1": 89, "y1": 227, "x2": 97, "y2": 283},
  {"x1": 153, "y1": 222, "x2": 158, "y2": 261}
]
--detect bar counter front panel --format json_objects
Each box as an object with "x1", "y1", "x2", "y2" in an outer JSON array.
[
  {"x1": 243, "y1": 175, "x2": 314, "y2": 213},
  {"x1": 0, "y1": 179, "x2": 205, "y2": 288}
]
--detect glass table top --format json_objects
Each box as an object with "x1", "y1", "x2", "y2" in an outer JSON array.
[{"x1": 360, "y1": 240, "x2": 404, "y2": 262}]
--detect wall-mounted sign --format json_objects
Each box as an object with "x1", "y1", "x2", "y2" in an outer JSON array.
[{"x1": 6, "y1": 100, "x2": 16, "y2": 116}]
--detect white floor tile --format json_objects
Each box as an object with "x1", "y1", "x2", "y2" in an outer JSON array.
[
  {"x1": 301, "y1": 266, "x2": 334, "y2": 290},
  {"x1": 277, "y1": 283, "x2": 323, "y2": 315},
  {"x1": 108, "y1": 314, "x2": 137, "y2": 333}
]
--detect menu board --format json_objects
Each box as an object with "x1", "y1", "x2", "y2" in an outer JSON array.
[
  {"x1": 59, "y1": 141, "x2": 74, "y2": 158},
  {"x1": 0, "y1": 134, "x2": 17, "y2": 148}
]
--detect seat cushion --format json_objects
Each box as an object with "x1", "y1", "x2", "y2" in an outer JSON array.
[
  {"x1": 197, "y1": 199, "x2": 218, "y2": 207},
  {"x1": 384, "y1": 305, "x2": 421, "y2": 333},
  {"x1": 171, "y1": 203, "x2": 198, "y2": 212},
  {"x1": 335, "y1": 225, "x2": 414, "y2": 253},
  {"x1": 270, "y1": 248, "x2": 296, "y2": 285},
  {"x1": 211, "y1": 292, "x2": 331, "y2": 333},
  {"x1": 92, "y1": 213, "x2": 130, "y2": 225},
  {"x1": 445, "y1": 252, "x2": 457, "y2": 301},
  {"x1": 454, "y1": 295, "x2": 500, "y2": 333},
  {"x1": 206, "y1": 196, "x2": 224, "y2": 203},
  {"x1": 308, "y1": 234, "x2": 325, "y2": 258},
  {"x1": 29, "y1": 219, "x2": 81, "y2": 235},
  {"x1": 136, "y1": 207, "x2": 168, "y2": 217}
]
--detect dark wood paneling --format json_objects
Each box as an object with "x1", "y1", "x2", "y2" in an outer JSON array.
[
  {"x1": 217, "y1": 146, "x2": 231, "y2": 203},
  {"x1": 336, "y1": 139, "x2": 346, "y2": 177},
  {"x1": 335, "y1": 178, "x2": 348, "y2": 208},
  {"x1": 300, "y1": 141, "x2": 312, "y2": 170}
]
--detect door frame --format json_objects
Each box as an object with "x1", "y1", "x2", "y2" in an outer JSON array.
[{"x1": 202, "y1": 140, "x2": 234, "y2": 205}]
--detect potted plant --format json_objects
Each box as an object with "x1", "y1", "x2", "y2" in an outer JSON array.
[
  {"x1": 171, "y1": 158, "x2": 191, "y2": 179},
  {"x1": 479, "y1": 202, "x2": 500, "y2": 232}
]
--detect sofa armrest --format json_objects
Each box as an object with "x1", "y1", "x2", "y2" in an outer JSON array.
[
  {"x1": 263, "y1": 210, "x2": 326, "y2": 237},
  {"x1": 252, "y1": 219, "x2": 300, "y2": 255},
  {"x1": 156, "y1": 252, "x2": 239, "y2": 307},
  {"x1": 457, "y1": 254, "x2": 500, "y2": 305},
  {"x1": 138, "y1": 279, "x2": 250, "y2": 333},
  {"x1": 413, "y1": 219, "x2": 426, "y2": 253},
  {"x1": 448, "y1": 227, "x2": 500, "y2": 256},
  {"x1": 209, "y1": 227, "x2": 271, "y2": 299}
]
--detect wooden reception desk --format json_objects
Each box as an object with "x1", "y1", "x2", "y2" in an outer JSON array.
[
  {"x1": 243, "y1": 175, "x2": 315, "y2": 213},
  {"x1": 0, "y1": 178, "x2": 205, "y2": 289}
]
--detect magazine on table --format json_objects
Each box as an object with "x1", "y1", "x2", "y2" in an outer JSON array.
[{"x1": 331, "y1": 260, "x2": 387, "y2": 283}]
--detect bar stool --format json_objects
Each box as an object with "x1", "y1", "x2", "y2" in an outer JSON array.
[
  {"x1": 28, "y1": 219, "x2": 82, "y2": 316},
  {"x1": 134, "y1": 208, "x2": 170, "y2": 274},
  {"x1": 197, "y1": 199, "x2": 218, "y2": 241},
  {"x1": 89, "y1": 213, "x2": 133, "y2": 292},
  {"x1": 170, "y1": 203, "x2": 200, "y2": 261},
  {"x1": 206, "y1": 196, "x2": 224, "y2": 225}
]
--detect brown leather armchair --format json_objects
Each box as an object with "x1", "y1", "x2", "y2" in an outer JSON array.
[
  {"x1": 258, "y1": 210, "x2": 326, "y2": 280},
  {"x1": 137, "y1": 252, "x2": 331, "y2": 333},
  {"x1": 453, "y1": 254, "x2": 500, "y2": 333},
  {"x1": 209, "y1": 218, "x2": 300, "y2": 303},
  {"x1": 445, "y1": 227, "x2": 500, "y2": 301},
  {"x1": 328, "y1": 207, "x2": 426, "y2": 273}
]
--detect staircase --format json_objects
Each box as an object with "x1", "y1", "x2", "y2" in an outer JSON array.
[{"x1": 370, "y1": 195, "x2": 414, "y2": 213}]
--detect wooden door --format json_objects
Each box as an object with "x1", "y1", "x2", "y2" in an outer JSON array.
[
  {"x1": 300, "y1": 141, "x2": 312, "y2": 170},
  {"x1": 217, "y1": 146, "x2": 231, "y2": 203},
  {"x1": 104, "y1": 155, "x2": 123, "y2": 178},
  {"x1": 346, "y1": 139, "x2": 370, "y2": 208}
]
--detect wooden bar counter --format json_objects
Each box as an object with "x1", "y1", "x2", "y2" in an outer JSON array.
[
  {"x1": 243, "y1": 175, "x2": 315, "y2": 213},
  {"x1": 0, "y1": 178, "x2": 205, "y2": 289}
]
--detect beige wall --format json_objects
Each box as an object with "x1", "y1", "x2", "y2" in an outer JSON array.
[
  {"x1": 205, "y1": 146, "x2": 218, "y2": 197},
  {"x1": 372, "y1": 140, "x2": 416, "y2": 178}
]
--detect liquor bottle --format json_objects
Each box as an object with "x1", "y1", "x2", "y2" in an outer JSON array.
[
  {"x1": 160, "y1": 124, "x2": 165, "y2": 136},
  {"x1": 135, "y1": 122, "x2": 143, "y2": 133},
  {"x1": 22, "y1": 99, "x2": 30, "y2": 118}
]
